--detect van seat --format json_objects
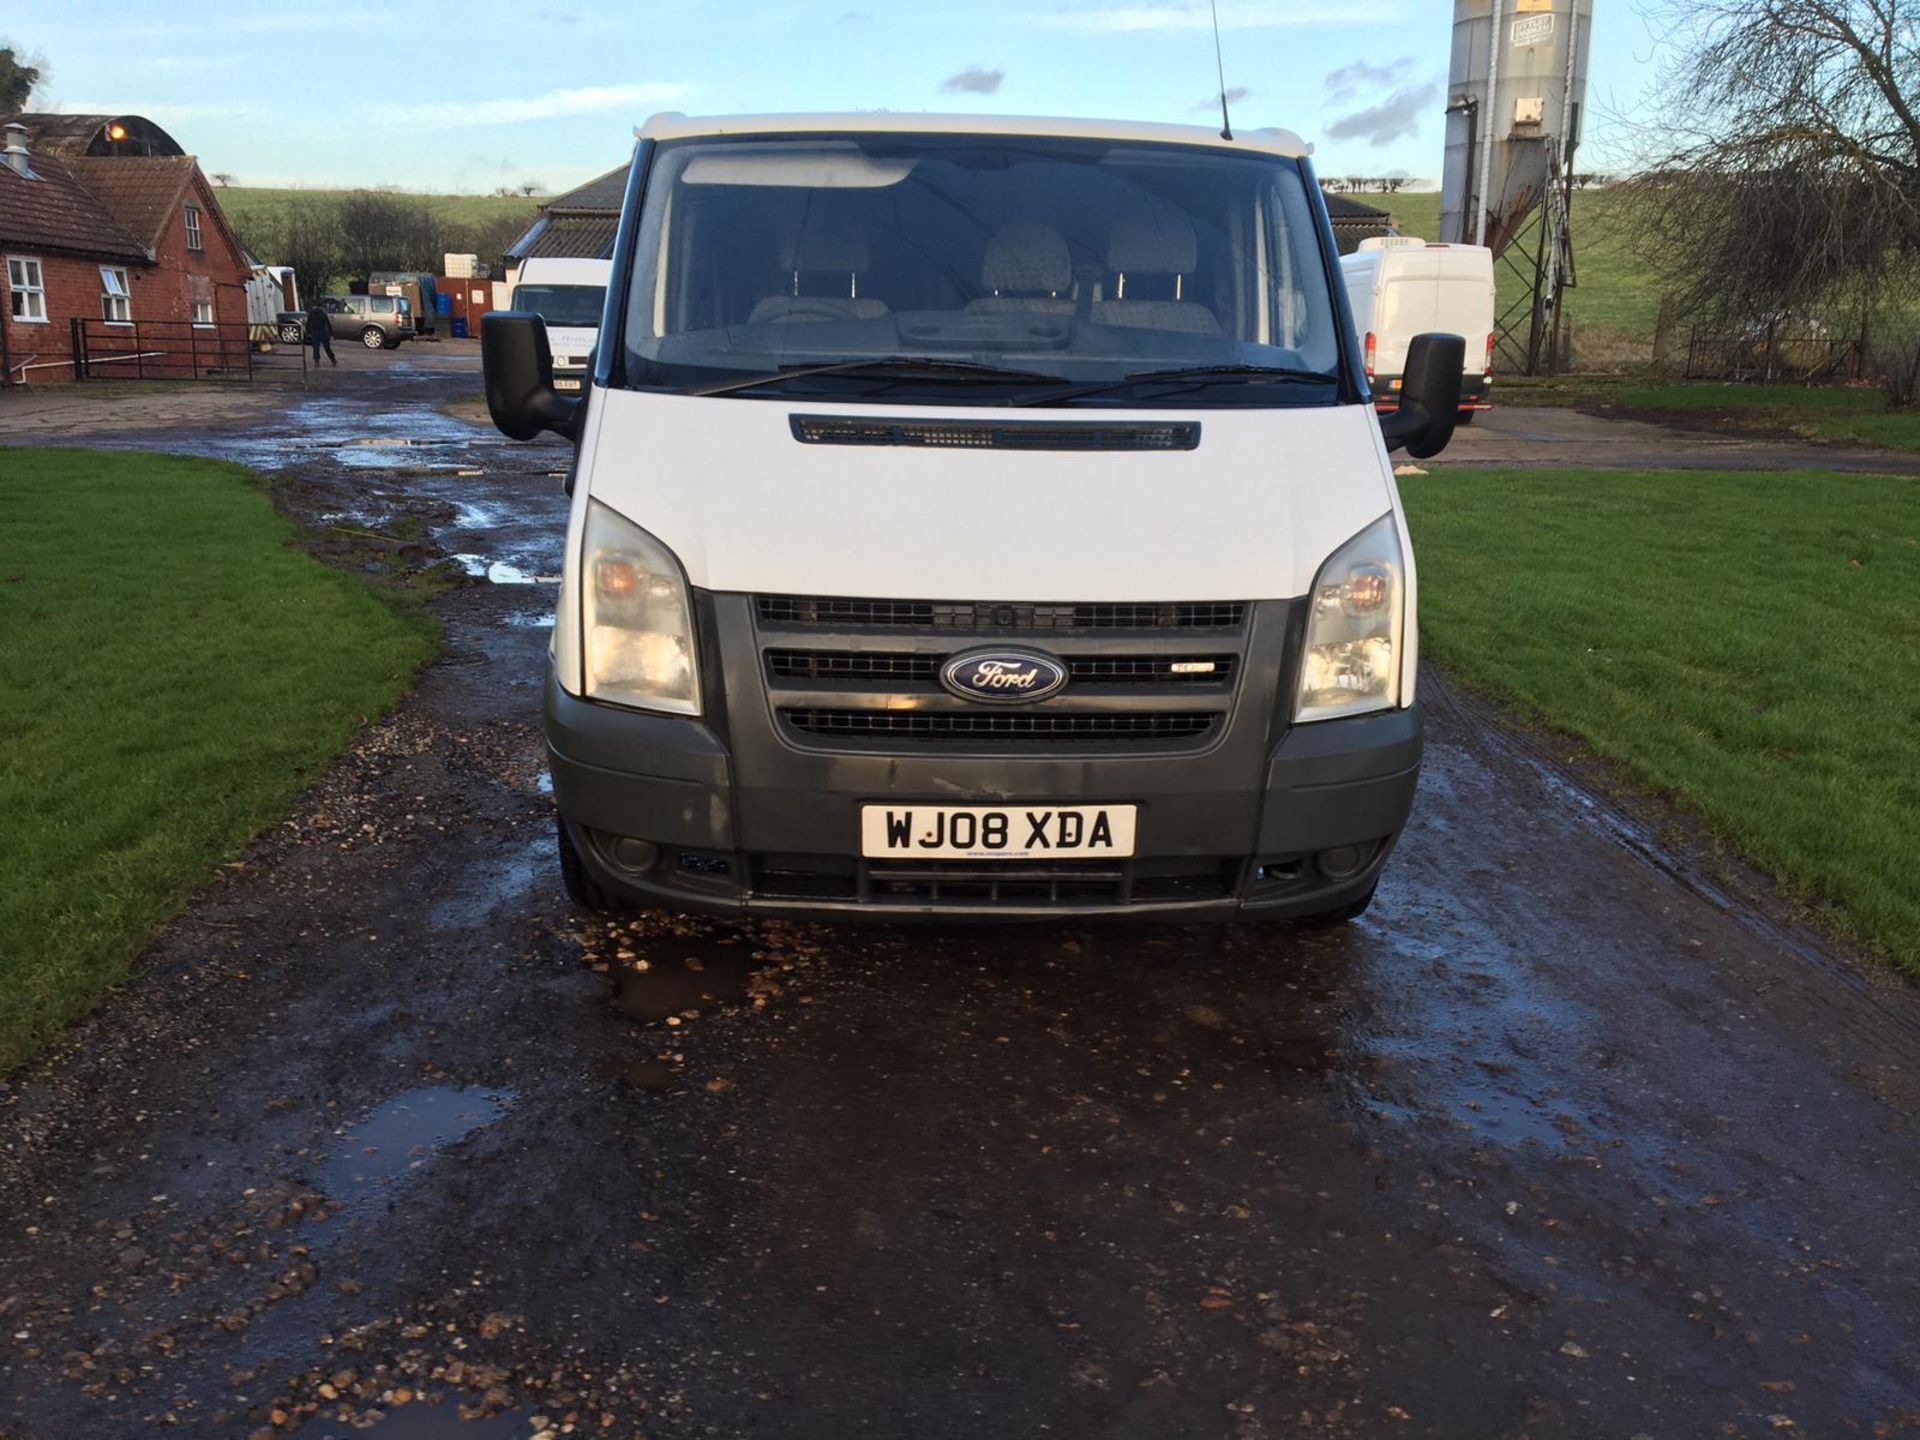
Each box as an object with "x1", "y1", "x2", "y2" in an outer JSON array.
[
  {"x1": 749, "y1": 214, "x2": 889, "y2": 324},
  {"x1": 1092, "y1": 203, "x2": 1219, "y2": 335},
  {"x1": 968, "y1": 220, "x2": 1075, "y2": 316}
]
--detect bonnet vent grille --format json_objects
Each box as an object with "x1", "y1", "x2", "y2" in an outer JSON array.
[{"x1": 789, "y1": 415, "x2": 1200, "y2": 451}]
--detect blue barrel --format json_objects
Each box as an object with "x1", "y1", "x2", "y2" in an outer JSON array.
[{"x1": 451, "y1": 316, "x2": 469, "y2": 339}]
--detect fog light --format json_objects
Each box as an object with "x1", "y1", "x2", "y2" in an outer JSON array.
[
  {"x1": 611, "y1": 837, "x2": 659, "y2": 872},
  {"x1": 1316, "y1": 845, "x2": 1366, "y2": 880}
]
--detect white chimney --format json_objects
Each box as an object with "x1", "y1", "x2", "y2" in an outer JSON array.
[{"x1": 1, "y1": 123, "x2": 30, "y2": 178}]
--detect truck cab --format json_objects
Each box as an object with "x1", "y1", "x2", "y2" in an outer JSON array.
[
  {"x1": 509, "y1": 256, "x2": 611, "y2": 392},
  {"x1": 484, "y1": 112, "x2": 1462, "y2": 923}
]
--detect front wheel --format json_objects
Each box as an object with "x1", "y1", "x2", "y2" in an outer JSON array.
[
  {"x1": 1296, "y1": 884, "x2": 1377, "y2": 927},
  {"x1": 360, "y1": 326, "x2": 385, "y2": 350},
  {"x1": 278, "y1": 323, "x2": 303, "y2": 344},
  {"x1": 556, "y1": 814, "x2": 623, "y2": 914}
]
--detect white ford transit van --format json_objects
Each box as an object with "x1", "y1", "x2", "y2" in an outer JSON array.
[
  {"x1": 509, "y1": 256, "x2": 612, "y2": 392},
  {"x1": 485, "y1": 113, "x2": 1462, "y2": 922},
  {"x1": 1340, "y1": 237, "x2": 1495, "y2": 420}
]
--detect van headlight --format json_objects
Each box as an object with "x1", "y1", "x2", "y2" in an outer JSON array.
[
  {"x1": 1295, "y1": 514, "x2": 1405, "y2": 723},
  {"x1": 582, "y1": 500, "x2": 701, "y2": 715}
]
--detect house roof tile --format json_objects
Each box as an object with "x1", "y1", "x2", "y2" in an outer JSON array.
[
  {"x1": 61, "y1": 155, "x2": 201, "y2": 253},
  {"x1": 0, "y1": 153, "x2": 149, "y2": 262}
]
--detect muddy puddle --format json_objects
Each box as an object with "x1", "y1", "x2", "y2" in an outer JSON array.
[
  {"x1": 324, "y1": 1086, "x2": 511, "y2": 1203},
  {"x1": 430, "y1": 839, "x2": 550, "y2": 931},
  {"x1": 611, "y1": 930, "x2": 761, "y2": 1024},
  {"x1": 309, "y1": 1401, "x2": 535, "y2": 1438},
  {"x1": 453, "y1": 555, "x2": 552, "y2": 586},
  {"x1": 592, "y1": 1055, "x2": 680, "y2": 1091}
]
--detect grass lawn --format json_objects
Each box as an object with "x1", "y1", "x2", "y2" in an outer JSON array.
[
  {"x1": 1402, "y1": 466, "x2": 1920, "y2": 972},
  {"x1": 0, "y1": 449, "x2": 436, "y2": 1071}
]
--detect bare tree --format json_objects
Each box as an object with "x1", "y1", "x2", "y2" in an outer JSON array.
[
  {"x1": 336, "y1": 191, "x2": 440, "y2": 282},
  {"x1": 251, "y1": 197, "x2": 342, "y2": 306},
  {"x1": 1630, "y1": 1, "x2": 1920, "y2": 393},
  {"x1": 210, "y1": 171, "x2": 235, "y2": 188}
]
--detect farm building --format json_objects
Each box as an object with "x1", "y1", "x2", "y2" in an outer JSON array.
[
  {"x1": 1, "y1": 113, "x2": 251, "y2": 385},
  {"x1": 1323, "y1": 193, "x2": 1395, "y2": 254},
  {"x1": 502, "y1": 165, "x2": 625, "y2": 287}
]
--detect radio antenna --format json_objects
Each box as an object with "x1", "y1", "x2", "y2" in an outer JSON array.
[{"x1": 1210, "y1": 0, "x2": 1234, "y2": 140}]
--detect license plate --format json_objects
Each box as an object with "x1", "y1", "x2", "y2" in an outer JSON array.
[
  {"x1": 860, "y1": 804, "x2": 1137, "y2": 860},
  {"x1": 552, "y1": 376, "x2": 583, "y2": 392}
]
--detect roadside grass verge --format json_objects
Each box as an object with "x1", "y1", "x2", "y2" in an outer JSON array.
[
  {"x1": 1499, "y1": 378, "x2": 1920, "y2": 452},
  {"x1": 0, "y1": 449, "x2": 437, "y2": 1071},
  {"x1": 1401, "y1": 466, "x2": 1920, "y2": 973}
]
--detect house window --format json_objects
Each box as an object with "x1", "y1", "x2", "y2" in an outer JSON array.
[
  {"x1": 100, "y1": 266, "x2": 132, "y2": 324},
  {"x1": 6, "y1": 256, "x2": 47, "y2": 322},
  {"x1": 184, "y1": 204, "x2": 203, "y2": 252},
  {"x1": 192, "y1": 298, "x2": 214, "y2": 326}
]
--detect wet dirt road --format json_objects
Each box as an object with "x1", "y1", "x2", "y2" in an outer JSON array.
[{"x1": 3, "y1": 373, "x2": 1919, "y2": 1439}]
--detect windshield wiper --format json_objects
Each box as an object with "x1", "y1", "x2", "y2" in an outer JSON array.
[
  {"x1": 1014, "y1": 363, "x2": 1337, "y2": 406},
  {"x1": 688, "y1": 356, "x2": 1059, "y2": 398}
]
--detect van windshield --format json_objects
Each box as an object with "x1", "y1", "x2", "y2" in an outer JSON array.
[
  {"x1": 512, "y1": 284, "x2": 607, "y2": 328},
  {"x1": 622, "y1": 134, "x2": 1344, "y2": 405}
]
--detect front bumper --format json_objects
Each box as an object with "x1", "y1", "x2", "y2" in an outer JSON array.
[{"x1": 545, "y1": 662, "x2": 1422, "y2": 922}]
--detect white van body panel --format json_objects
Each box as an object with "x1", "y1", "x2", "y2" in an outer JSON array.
[
  {"x1": 512, "y1": 256, "x2": 612, "y2": 370},
  {"x1": 639, "y1": 110, "x2": 1311, "y2": 159},
  {"x1": 1340, "y1": 238, "x2": 1494, "y2": 381},
  {"x1": 553, "y1": 388, "x2": 1414, "y2": 703}
]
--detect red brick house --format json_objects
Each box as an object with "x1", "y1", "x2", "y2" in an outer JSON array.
[{"x1": 1, "y1": 113, "x2": 251, "y2": 385}]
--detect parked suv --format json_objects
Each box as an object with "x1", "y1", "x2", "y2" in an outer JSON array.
[{"x1": 281, "y1": 295, "x2": 416, "y2": 350}]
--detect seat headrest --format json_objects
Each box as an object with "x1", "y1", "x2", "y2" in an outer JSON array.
[
  {"x1": 781, "y1": 212, "x2": 870, "y2": 272},
  {"x1": 1108, "y1": 202, "x2": 1198, "y2": 274},
  {"x1": 981, "y1": 220, "x2": 1072, "y2": 295}
]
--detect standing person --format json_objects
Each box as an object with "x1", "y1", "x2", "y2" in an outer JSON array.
[{"x1": 304, "y1": 299, "x2": 337, "y2": 367}]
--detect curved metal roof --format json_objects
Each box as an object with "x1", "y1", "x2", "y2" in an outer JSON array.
[{"x1": 4, "y1": 113, "x2": 186, "y2": 159}]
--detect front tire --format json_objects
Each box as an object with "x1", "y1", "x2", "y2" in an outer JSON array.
[
  {"x1": 360, "y1": 326, "x2": 385, "y2": 350},
  {"x1": 1297, "y1": 883, "x2": 1377, "y2": 927},
  {"x1": 1456, "y1": 408, "x2": 1478, "y2": 425},
  {"x1": 556, "y1": 814, "x2": 622, "y2": 914},
  {"x1": 278, "y1": 323, "x2": 303, "y2": 344}
]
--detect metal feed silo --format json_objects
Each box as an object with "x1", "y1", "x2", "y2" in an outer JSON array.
[{"x1": 1439, "y1": 0, "x2": 1593, "y2": 372}]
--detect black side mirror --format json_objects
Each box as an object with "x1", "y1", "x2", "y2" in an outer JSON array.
[
  {"x1": 1378, "y1": 333, "x2": 1465, "y2": 459},
  {"x1": 483, "y1": 312, "x2": 582, "y2": 442}
]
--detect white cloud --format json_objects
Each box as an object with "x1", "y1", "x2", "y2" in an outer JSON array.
[
  {"x1": 1037, "y1": 2, "x2": 1402, "y2": 34},
  {"x1": 371, "y1": 82, "x2": 694, "y2": 133}
]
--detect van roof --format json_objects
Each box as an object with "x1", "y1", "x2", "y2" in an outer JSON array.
[{"x1": 635, "y1": 111, "x2": 1311, "y2": 160}]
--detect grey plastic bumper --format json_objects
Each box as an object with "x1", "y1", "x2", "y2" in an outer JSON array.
[{"x1": 546, "y1": 668, "x2": 1421, "y2": 921}]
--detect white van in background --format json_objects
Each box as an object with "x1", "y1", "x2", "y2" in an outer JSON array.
[
  {"x1": 485, "y1": 112, "x2": 1466, "y2": 925},
  {"x1": 1341, "y1": 238, "x2": 1495, "y2": 421},
  {"x1": 509, "y1": 256, "x2": 612, "y2": 392}
]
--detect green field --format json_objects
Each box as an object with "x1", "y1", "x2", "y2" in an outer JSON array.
[
  {"x1": 0, "y1": 450, "x2": 436, "y2": 1072},
  {"x1": 1403, "y1": 466, "x2": 1920, "y2": 972},
  {"x1": 1355, "y1": 187, "x2": 1657, "y2": 367}
]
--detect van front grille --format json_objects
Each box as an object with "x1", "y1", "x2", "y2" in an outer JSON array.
[
  {"x1": 780, "y1": 709, "x2": 1219, "y2": 744},
  {"x1": 765, "y1": 650, "x2": 1237, "y2": 687},
  {"x1": 756, "y1": 597, "x2": 1247, "y2": 631}
]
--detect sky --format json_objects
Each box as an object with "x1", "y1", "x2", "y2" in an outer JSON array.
[{"x1": 11, "y1": 1, "x2": 1664, "y2": 194}]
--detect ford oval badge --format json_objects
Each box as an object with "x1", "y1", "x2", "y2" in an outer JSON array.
[{"x1": 940, "y1": 648, "x2": 1069, "y2": 704}]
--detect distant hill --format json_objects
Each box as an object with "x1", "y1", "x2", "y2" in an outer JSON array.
[
  {"x1": 1348, "y1": 188, "x2": 1657, "y2": 366},
  {"x1": 213, "y1": 187, "x2": 547, "y2": 231}
]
